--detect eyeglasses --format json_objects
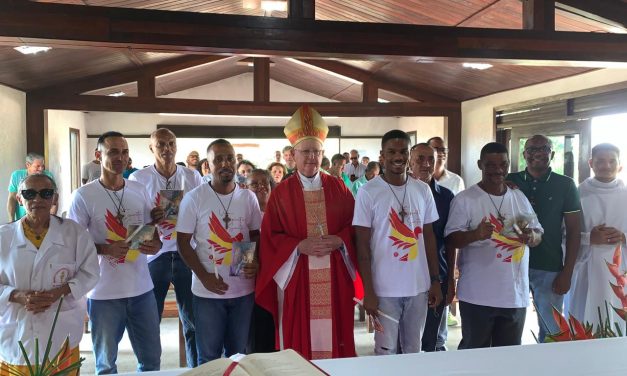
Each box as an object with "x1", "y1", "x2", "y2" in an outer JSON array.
[
  {"x1": 434, "y1": 147, "x2": 449, "y2": 154},
  {"x1": 350, "y1": 157, "x2": 358, "y2": 160},
  {"x1": 295, "y1": 149, "x2": 323, "y2": 157},
  {"x1": 525, "y1": 145, "x2": 552, "y2": 154},
  {"x1": 21, "y1": 188, "x2": 55, "y2": 200},
  {"x1": 249, "y1": 182, "x2": 270, "y2": 190}
]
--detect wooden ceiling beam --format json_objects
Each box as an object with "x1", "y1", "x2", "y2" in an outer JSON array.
[
  {"x1": 557, "y1": 0, "x2": 626, "y2": 29},
  {"x1": 288, "y1": 0, "x2": 314, "y2": 19},
  {"x1": 137, "y1": 74, "x2": 155, "y2": 98},
  {"x1": 2, "y1": 1, "x2": 627, "y2": 64},
  {"x1": 298, "y1": 59, "x2": 458, "y2": 103},
  {"x1": 253, "y1": 57, "x2": 270, "y2": 102},
  {"x1": 362, "y1": 82, "x2": 378, "y2": 103},
  {"x1": 31, "y1": 55, "x2": 226, "y2": 97},
  {"x1": 523, "y1": 0, "x2": 555, "y2": 31},
  {"x1": 36, "y1": 94, "x2": 460, "y2": 117}
]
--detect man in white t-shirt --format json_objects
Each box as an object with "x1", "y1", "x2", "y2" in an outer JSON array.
[
  {"x1": 445, "y1": 142, "x2": 543, "y2": 349},
  {"x1": 354, "y1": 130, "x2": 442, "y2": 355},
  {"x1": 68, "y1": 131, "x2": 162, "y2": 374},
  {"x1": 81, "y1": 152, "x2": 101, "y2": 184},
  {"x1": 427, "y1": 137, "x2": 465, "y2": 195},
  {"x1": 176, "y1": 139, "x2": 261, "y2": 365},
  {"x1": 129, "y1": 128, "x2": 203, "y2": 367}
]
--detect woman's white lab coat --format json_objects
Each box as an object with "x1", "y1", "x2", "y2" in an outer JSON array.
[{"x1": 0, "y1": 216, "x2": 99, "y2": 365}]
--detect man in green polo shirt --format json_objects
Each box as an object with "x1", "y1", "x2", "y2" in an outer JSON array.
[
  {"x1": 507, "y1": 135, "x2": 581, "y2": 343},
  {"x1": 6, "y1": 152, "x2": 56, "y2": 221}
]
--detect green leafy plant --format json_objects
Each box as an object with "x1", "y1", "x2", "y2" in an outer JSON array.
[{"x1": 6, "y1": 297, "x2": 84, "y2": 376}]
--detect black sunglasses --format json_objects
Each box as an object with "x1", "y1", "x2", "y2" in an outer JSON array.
[{"x1": 21, "y1": 189, "x2": 55, "y2": 200}]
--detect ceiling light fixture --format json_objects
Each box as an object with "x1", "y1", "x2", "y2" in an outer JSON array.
[
  {"x1": 462, "y1": 62, "x2": 493, "y2": 70},
  {"x1": 14, "y1": 46, "x2": 52, "y2": 55},
  {"x1": 158, "y1": 113, "x2": 340, "y2": 119},
  {"x1": 261, "y1": 0, "x2": 287, "y2": 11},
  {"x1": 108, "y1": 91, "x2": 126, "y2": 97},
  {"x1": 377, "y1": 98, "x2": 390, "y2": 103}
]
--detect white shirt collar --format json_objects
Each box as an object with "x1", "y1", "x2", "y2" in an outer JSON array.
[{"x1": 298, "y1": 171, "x2": 322, "y2": 191}]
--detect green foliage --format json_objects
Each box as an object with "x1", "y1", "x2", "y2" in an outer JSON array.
[{"x1": 6, "y1": 298, "x2": 84, "y2": 376}]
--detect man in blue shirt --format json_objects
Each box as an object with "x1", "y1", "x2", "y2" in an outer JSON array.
[{"x1": 410, "y1": 143, "x2": 455, "y2": 351}]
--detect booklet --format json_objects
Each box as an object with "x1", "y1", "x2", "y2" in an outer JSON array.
[
  {"x1": 160, "y1": 189, "x2": 184, "y2": 220},
  {"x1": 124, "y1": 224, "x2": 155, "y2": 262},
  {"x1": 179, "y1": 349, "x2": 328, "y2": 376},
  {"x1": 230, "y1": 241, "x2": 256, "y2": 277}
]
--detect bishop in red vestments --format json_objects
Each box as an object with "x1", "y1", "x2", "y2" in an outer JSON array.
[{"x1": 256, "y1": 106, "x2": 360, "y2": 360}]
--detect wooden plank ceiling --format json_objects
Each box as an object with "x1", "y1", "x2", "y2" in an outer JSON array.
[{"x1": 3, "y1": 0, "x2": 618, "y2": 101}]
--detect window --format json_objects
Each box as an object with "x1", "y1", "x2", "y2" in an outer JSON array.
[{"x1": 69, "y1": 128, "x2": 80, "y2": 191}]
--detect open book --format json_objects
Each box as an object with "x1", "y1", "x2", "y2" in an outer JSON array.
[
  {"x1": 180, "y1": 349, "x2": 328, "y2": 376},
  {"x1": 124, "y1": 224, "x2": 155, "y2": 262}
]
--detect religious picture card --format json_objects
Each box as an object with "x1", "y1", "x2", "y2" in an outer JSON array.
[
  {"x1": 160, "y1": 189, "x2": 184, "y2": 220},
  {"x1": 125, "y1": 224, "x2": 156, "y2": 262},
  {"x1": 230, "y1": 241, "x2": 256, "y2": 277}
]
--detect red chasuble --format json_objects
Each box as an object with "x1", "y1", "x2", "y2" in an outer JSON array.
[{"x1": 256, "y1": 173, "x2": 360, "y2": 360}]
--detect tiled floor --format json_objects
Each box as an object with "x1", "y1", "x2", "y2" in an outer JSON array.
[{"x1": 79, "y1": 306, "x2": 540, "y2": 375}]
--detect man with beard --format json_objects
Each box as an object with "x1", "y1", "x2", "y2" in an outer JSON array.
[
  {"x1": 446, "y1": 142, "x2": 542, "y2": 349},
  {"x1": 129, "y1": 128, "x2": 202, "y2": 367},
  {"x1": 409, "y1": 143, "x2": 456, "y2": 352},
  {"x1": 176, "y1": 139, "x2": 261, "y2": 364},
  {"x1": 354, "y1": 130, "x2": 442, "y2": 355},
  {"x1": 506, "y1": 135, "x2": 581, "y2": 342},
  {"x1": 256, "y1": 106, "x2": 358, "y2": 360},
  {"x1": 68, "y1": 131, "x2": 162, "y2": 374}
]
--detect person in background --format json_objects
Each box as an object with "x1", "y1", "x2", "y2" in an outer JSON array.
[
  {"x1": 82, "y1": 150, "x2": 101, "y2": 184},
  {"x1": 237, "y1": 160, "x2": 256, "y2": 180},
  {"x1": 0, "y1": 174, "x2": 99, "y2": 376},
  {"x1": 236, "y1": 153, "x2": 244, "y2": 164},
  {"x1": 282, "y1": 146, "x2": 296, "y2": 175},
  {"x1": 246, "y1": 169, "x2": 276, "y2": 353},
  {"x1": 342, "y1": 152, "x2": 350, "y2": 163},
  {"x1": 329, "y1": 153, "x2": 352, "y2": 188},
  {"x1": 123, "y1": 157, "x2": 138, "y2": 178},
  {"x1": 268, "y1": 162, "x2": 287, "y2": 185},
  {"x1": 427, "y1": 136, "x2": 465, "y2": 333},
  {"x1": 321, "y1": 157, "x2": 331, "y2": 173},
  {"x1": 350, "y1": 161, "x2": 380, "y2": 197},
  {"x1": 409, "y1": 143, "x2": 455, "y2": 352},
  {"x1": 186, "y1": 151, "x2": 200, "y2": 170},
  {"x1": 344, "y1": 149, "x2": 366, "y2": 183},
  {"x1": 362, "y1": 156, "x2": 370, "y2": 166},
  {"x1": 7, "y1": 152, "x2": 56, "y2": 221},
  {"x1": 274, "y1": 150, "x2": 281, "y2": 164}
]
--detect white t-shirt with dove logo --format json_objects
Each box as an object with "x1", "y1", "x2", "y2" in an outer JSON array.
[
  {"x1": 176, "y1": 184, "x2": 261, "y2": 299},
  {"x1": 353, "y1": 176, "x2": 438, "y2": 297}
]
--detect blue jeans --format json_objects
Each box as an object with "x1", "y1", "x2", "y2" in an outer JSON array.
[
  {"x1": 194, "y1": 293, "x2": 254, "y2": 365},
  {"x1": 88, "y1": 291, "x2": 162, "y2": 374},
  {"x1": 529, "y1": 268, "x2": 564, "y2": 342},
  {"x1": 375, "y1": 293, "x2": 428, "y2": 355},
  {"x1": 149, "y1": 252, "x2": 197, "y2": 367}
]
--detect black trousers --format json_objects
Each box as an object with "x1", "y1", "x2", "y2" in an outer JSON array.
[
  {"x1": 421, "y1": 280, "x2": 448, "y2": 352},
  {"x1": 458, "y1": 300, "x2": 526, "y2": 349}
]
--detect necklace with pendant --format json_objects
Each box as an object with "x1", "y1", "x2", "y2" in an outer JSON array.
[
  {"x1": 209, "y1": 182, "x2": 235, "y2": 230},
  {"x1": 100, "y1": 180, "x2": 126, "y2": 224},
  {"x1": 383, "y1": 175, "x2": 409, "y2": 223},
  {"x1": 484, "y1": 184, "x2": 507, "y2": 225}
]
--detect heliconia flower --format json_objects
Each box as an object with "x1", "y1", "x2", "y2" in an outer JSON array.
[
  {"x1": 613, "y1": 244, "x2": 622, "y2": 266},
  {"x1": 611, "y1": 305, "x2": 627, "y2": 321},
  {"x1": 606, "y1": 260, "x2": 622, "y2": 279},
  {"x1": 608, "y1": 282, "x2": 627, "y2": 307},
  {"x1": 552, "y1": 306, "x2": 571, "y2": 337},
  {"x1": 569, "y1": 314, "x2": 593, "y2": 340}
]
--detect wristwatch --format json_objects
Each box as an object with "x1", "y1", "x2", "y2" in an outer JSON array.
[{"x1": 430, "y1": 275, "x2": 442, "y2": 284}]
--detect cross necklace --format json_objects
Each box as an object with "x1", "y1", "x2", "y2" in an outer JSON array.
[
  {"x1": 483, "y1": 183, "x2": 506, "y2": 225},
  {"x1": 209, "y1": 182, "x2": 235, "y2": 230},
  {"x1": 384, "y1": 175, "x2": 409, "y2": 223},
  {"x1": 100, "y1": 180, "x2": 126, "y2": 224}
]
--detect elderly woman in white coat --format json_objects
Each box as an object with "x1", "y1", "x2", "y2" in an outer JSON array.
[{"x1": 0, "y1": 174, "x2": 99, "y2": 376}]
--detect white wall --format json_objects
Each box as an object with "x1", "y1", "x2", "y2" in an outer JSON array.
[
  {"x1": 47, "y1": 110, "x2": 87, "y2": 214},
  {"x1": 461, "y1": 68, "x2": 627, "y2": 185},
  {"x1": 0, "y1": 85, "x2": 26, "y2": 224},
  {"x1": 85, "y1": 75, "x2": 446, "y2": 170}
]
